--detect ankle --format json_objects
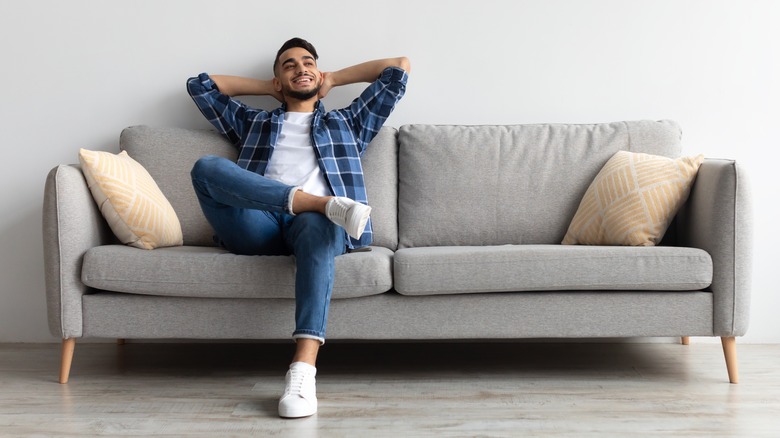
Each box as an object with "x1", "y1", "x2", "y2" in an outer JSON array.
[
  {"x1": 291, "y1": 358, "x2": 317, "y2": 367},
  {"x1": 292, "y1": 338, "x2": 320, "y2": 365},
  {"x1": 292, "y1": 191, "x2": 331, "y2": 215}
]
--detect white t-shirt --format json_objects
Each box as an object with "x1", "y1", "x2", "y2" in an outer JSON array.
[{"x1": 264, "y1": 111, "x2": 331, "y2": 197}]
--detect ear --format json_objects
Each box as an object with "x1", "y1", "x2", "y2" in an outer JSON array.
[{"x1": 272, "y1": 77, "x2": 282, "y2": 92}]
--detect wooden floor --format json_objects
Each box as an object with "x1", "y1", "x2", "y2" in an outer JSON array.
[{"x1": 1, "y1": 341, "x2": 779, "y2": 437}]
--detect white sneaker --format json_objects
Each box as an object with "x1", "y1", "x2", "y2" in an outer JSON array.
[
  {"x1": 325, "y1": 197, "x2": 372, "y2": 239},
  {"x1": 278, "y1": 362, "x2": 318, "y2": 418}
]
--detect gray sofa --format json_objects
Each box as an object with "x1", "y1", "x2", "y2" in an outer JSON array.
[{"x1": 43, "y1": 120, "x2": 752, "y2": 384}]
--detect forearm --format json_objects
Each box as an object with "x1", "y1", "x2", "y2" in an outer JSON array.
[
  {"x1": 329, "y1": 57, "x2": 410, "y2": 87},
  {"x1": 210, "y1": 75, "x2": 276, "y2": 97}
]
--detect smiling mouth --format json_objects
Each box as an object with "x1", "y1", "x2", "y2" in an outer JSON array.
[{"x1": 293, "y1": 75, "x2": 314, "y2": 85}]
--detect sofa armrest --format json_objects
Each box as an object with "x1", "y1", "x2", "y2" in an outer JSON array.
[
  {"x1": 43, "y1": 165, "x2": 114, "y2": 339},
  {"x1": 677, "y1": 159, "x2": 753, "y2": 336}
]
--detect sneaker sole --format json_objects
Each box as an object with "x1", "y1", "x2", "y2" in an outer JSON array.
[
  {"x1": 278, "y1": 400, "x2": 317, "y2": 418},
  {"x1": 346, "y1": 204, "x2": 371, "y2": 239}
]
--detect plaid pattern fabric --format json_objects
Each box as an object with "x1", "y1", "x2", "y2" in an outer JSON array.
[{"x1": 187, "y1": 67, "x2": 408, "y2": 248}]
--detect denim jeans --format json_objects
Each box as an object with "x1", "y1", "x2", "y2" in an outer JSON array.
[{"x1": 190, "y1": 155, "x2": 346, "y2": 344}]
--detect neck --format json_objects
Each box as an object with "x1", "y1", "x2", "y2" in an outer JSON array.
[{"x1": 284, "y1": 98, "x2": 317, "y2": 113}]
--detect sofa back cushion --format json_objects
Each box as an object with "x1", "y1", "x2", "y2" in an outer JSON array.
[
  {"x1": 120, "y1": 126, "x2": 234, "y2": 247},
  {"x1": 397, "y1": 120, "x2": 682, "y2": 248},
  {"x1": 120, "y1": 125, "x2": 399, "y2": 249}
]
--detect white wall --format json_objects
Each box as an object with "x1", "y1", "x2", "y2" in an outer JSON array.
[{"x1": 1, "y1": 0, "x2": 777, "y2": 343}]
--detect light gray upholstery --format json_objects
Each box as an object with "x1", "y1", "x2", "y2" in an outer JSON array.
[
  {"x1": 354, "y1": 127, "x2": 399, "y2": 250},
  {"x1": 81, "y1": 291, "x2": 714, "y2": 340},
  {"x1": 394, "y1": 245, "x2": 712, "y2": 296},
  {"x1": 43, "y1": 165, "x2": 115, "y2": 339},
  {"x1": 397, "y1": 121, "x2": 682, "y2": 248},
  {"x1": 677, "y1": 159, "x2": 753, "y2": 336},
  {"x1": 82, "y1": 245, "x2": 393, "y2": 300},
  {"x1": 120, "y1": 126, "x2": 236, "y2": 247},
  {"x1": 42, "y1": 120, "x2": 751, "y2": 355}
]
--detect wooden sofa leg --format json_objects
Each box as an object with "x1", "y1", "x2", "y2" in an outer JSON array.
[
  {"x1": 681, "y1": 336, "x2": 690, "y2": 345},
  {"x1": 60, "y1": 338, "x2": 76, "y2": 384},
  {"x1": 721, "y1": 336, "x2": 739, "y2": 384}
]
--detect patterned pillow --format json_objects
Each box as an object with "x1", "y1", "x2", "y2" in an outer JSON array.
[
  {"x1": 562, "y1": 150, "x2": 704, "y2": 246},
  {"x1": 79, "y1": 148, "x2": 183, "y2": 250}
]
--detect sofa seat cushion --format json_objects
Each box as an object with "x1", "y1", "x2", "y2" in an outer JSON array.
[
  {"x1": 82, "y1": 245, "x2": 393, "y2": 299},
  {"x1": 393, "y1": 245, "x2": 712, "y2": 296}
]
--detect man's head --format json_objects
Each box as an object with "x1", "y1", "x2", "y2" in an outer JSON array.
[
  {"x1": 273, "y1": 38, "x2": 319, "y2": 74},
  {"x1": 273, "y1": 38, "x2": 322, "y2": 102}
]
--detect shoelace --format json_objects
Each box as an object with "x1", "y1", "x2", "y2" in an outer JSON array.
[
  {"x1": 284, "y1": 368, "x2": 309, "y2": 396},
  {"x1": 328, "y1": 199, "x2": 349, "y2": 221}
]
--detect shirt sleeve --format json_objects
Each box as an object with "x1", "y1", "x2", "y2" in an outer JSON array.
[
  {"x1": 341, "y1": 66, "x2": 408, "y2": 153},
  {"x1": 186, "y1": 73, "x2": 262, "y2": 146}
]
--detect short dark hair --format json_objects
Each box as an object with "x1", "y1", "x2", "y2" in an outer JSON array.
[{"x1": 273, "y1": 37, "x2": 319, "y2": 75}]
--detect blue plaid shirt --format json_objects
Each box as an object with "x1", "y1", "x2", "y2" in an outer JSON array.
[{"x1": 187, "y1": 66, "x2": 408, "y2": 248}]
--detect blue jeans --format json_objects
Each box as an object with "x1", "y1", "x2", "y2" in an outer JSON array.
[{"x1": 190, "y1": 155, "x2": 346, "y2": 344}]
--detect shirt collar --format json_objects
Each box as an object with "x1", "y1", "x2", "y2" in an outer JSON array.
[{"x1": 278, "y1": 100, "x2": 326, "y2": 114}]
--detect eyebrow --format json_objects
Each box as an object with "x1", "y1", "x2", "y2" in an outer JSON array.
[{"x1": 283, "y1": 55, "x2": 316, "y2": 66}]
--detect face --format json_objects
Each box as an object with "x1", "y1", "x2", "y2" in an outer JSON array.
[{"x1": 274, "y1": 47, "x2": 322, "y2": 101}]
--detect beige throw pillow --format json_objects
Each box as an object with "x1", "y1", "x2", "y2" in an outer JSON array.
[
  {"x1": 79, "y1": 148, "x2": 183, "y2": 250},
  {"x1": 562, "y1": 150, "x2": 704, "y2": 246}
]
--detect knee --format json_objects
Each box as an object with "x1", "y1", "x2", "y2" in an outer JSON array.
[{"x1": 190, "y1": 155, "x2": 222, "y2": 180}]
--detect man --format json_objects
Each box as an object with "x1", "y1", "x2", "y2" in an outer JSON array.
[{"x1": 186, "y1": 37, "x2": 409, "y2": 418}]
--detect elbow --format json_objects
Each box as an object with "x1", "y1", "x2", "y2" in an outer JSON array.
[
  {"x1": 398, "y1": 56, "x2": 411, "y2": 73},
  {"x1": 187, "y1": 73, "x2": 212, "y2": 96}
]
